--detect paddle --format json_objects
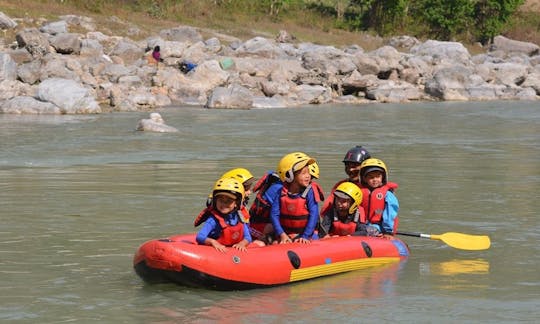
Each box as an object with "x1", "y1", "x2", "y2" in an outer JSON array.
[{"x1": 397, "y1": 231, "x2": 491, "y2": 250}]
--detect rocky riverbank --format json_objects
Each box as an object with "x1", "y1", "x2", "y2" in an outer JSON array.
[{"x1": 0, "y1": 12, "x2": 539, "y2": 114}]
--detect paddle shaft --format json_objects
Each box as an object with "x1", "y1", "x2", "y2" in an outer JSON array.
[{"x1": 396, "y1": 231, "x2": 431, "y2": 239}]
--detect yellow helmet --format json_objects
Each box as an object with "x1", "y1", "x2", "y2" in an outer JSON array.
[
  {"x1": 277, "y1": 152, "x2": 315, "y2": 183},
  {"x1": 334, "y1": 182, "x2": 363, "y2": 214},
  {"x1": 212, "y1": 177, "x2": 245, "y2": 206},
  {"x1": 309, "y1": 161, "x2": 320, "y2": 179},
  {"x1": 360, "y1": 158, "x2": 388, "y2": 184},
  {"x1": 221, "y1": 168, "x2": 254, "y2": 187}
]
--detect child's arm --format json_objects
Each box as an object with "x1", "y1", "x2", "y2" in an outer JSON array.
[
  {"x1": 196, "y1": 217, "x2": 227, "y2": 252},
  {"x1": 298, "y1": 190, "x2": 319, "y2": 241},
  {"x1": 382, "y1": 191, "x2": 400, "y2": 234},
  {"x1": 266, "y1": 184, "x2": 286, "y2": 239}
]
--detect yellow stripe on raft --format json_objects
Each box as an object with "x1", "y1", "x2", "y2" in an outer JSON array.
[{"x1": 289, "y1": 257, "x2": 400, "y2": 282}]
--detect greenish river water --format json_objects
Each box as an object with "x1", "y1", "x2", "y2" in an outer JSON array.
[{"x1": 1, "y1": 101, "x2": 539, "y2": 322}]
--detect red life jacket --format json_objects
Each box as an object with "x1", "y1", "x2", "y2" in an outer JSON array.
[
  {"x1": 249, "y1": 172, "x2": 280, "y2": 224},
  {"x1": 360, "y1": 181, "x2": 398, "y2": 227},
  {"x1": 321, "y1": 179, "x2": 362, "y2": 216},
  {"x1": 279, "y1": 184, "x2": 311, "y2": 235},
  {"x1": 311, "y1": 181, "x2": 325, "y2": 203},
  {"x1": 194, "y1": 206, "x2": 247, "y2": 246},
  {"x1": 328, "y1": 207, "x2": 359, "y2": 236}
]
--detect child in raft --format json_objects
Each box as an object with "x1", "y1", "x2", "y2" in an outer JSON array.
[
  {"x1": 359, "y1": 158, "x2": 399, "y2": 236},
  {"x1": 267, "y1": 152, "x2": 320, "y2": 244},
  {"x1": 206, "y1": 168, "x2": 256, "y2": 207},
  {"x1": 321, "y1": 145, "x2": 371, "y2": 214},
  {"x1": 194, "y1": 177, "x2": 252, "y2": 252},
  {"x1": 248, "y1": 160, "x2": 324, "y2": 244},
  {"x1": 319, "y1": 181, "x2": 366, "y2": 237}
]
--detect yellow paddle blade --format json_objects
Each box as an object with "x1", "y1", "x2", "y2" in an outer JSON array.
[{"x1": 430, "y1": 232, "x2": 491, "y2": 250}]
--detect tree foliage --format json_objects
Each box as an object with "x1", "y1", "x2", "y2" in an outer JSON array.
[
  {"x1": 66, "y1": 0, "x2": 526, "y2": 44},
  {"x1": 413, "y1": 0, "x2": 475, "y2": 40},
  {"x1": 305, "y1": 0, "x2": 524, "y2": 42},
  {"x1": 473, "y1": 0, "x2": 525, "y2": 45}
]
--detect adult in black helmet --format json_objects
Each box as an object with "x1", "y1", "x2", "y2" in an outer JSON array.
[
  {"x1": 321, "y1": 146, "x2": 371, "y2": 215},
  {"x1": 342, "y1": 145, "x2": 371, "y2": 183}
]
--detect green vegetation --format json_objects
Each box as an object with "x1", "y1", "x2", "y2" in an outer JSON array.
[{"x1": 1, "y1": 0, "x2": 538, "y2": 47}]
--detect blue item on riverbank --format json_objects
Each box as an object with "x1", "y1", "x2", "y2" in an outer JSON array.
[{"x1": 179, "y1": 61, "x2": 197, "y2": 74}]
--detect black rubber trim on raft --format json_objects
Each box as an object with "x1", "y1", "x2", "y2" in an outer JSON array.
[
  {"x1": 133, "y1": 261, "x2": 275, "y2": 291},
  {"x1": 287, "y1": 250, "x2": 301, "y2": 269},
  {"x1": 361, "y1": 241, "x2": 373, "y2": 257}
]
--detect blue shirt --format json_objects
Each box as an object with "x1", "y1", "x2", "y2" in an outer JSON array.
[
  {"x1": 266, "y1": 182, "x2": 320, "y2": 239},
  {"x1": 196, "y1": 211, "x2": 252, "y2": 245}
]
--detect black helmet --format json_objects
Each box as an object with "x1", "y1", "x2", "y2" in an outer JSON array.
[{"x1": 342, "y1": 146, "x2": 371, "y2": 164}]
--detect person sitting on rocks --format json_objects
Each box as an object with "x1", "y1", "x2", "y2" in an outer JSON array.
[{"x1": 151, "y1": 45, "x2": 163, "y2": 66}]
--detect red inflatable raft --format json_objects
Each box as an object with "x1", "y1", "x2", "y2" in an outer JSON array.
[{"x1": 133, "y1": 233, "x2": 410, "y2": 290}]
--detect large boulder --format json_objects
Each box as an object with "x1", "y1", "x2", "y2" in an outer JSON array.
[
  {"x1": 49, "y1": 33, "x2": 82, "y2": 54},
  {"x1": 37, "y1": 78, "x2": 101, "y2": 114},
  {"x1": 235, "y1": 37, "x2": 288, "y2": 59},
  {"x1": 40, "y1": 21, "x2": 68, "y2": 35},
  {"x1": 0, "y1": 11, "x2": 17, "y2": 29},
  {"x1": 425, "y1": 65, "x2": 479, "y2": 100},
  {"x1": 491, "y1": 35, "x2": 540, "y2": 57},
  {"x1": 109, "y1": 39, "x2": 144, "y2": 65},
  {"x1": 16, "y1": 28, "x2": 51, "y2": 58},
  {"x1": 0, "y1": 96, "x2": 61, "y2": 114},
  {"x1": 0, "y1": 53, "x2": 17, "y2": 81},
  {"x1": 410, "y1": 40, "x2": 471, "y2": 66},
  {"x1": 206, "y1": 84, "x2": 253, "y2": 109}
]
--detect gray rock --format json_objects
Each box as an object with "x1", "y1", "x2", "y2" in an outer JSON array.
[
  {"x1": 235, "y1": 37, "x2": 287, "y2": 59},
  {"x1": 491, "y1": 35, "x2": 540, "y2": 57},
  {"x1": 37, "y1": 78, "x2": 101, "y2": 114},
  {"x1": 40, "y1": 21, "x2": 68, "y2": 35},
  {"x1": 0, "y1": 80, "x2": 34, "y2": 101},
  {"x1": 425, "y1": 65, "x2": 478, "y2": 100},
  {"x1": 49, "y1": 33, "x2": 82, "y2": 54},
  {"x1": 16, "y1": 28, "x2": 51, "y2": 58},
  {"x1": 0, "y1": 53, "x2": 17, "y2": 81},
  {"x1": 207, "y1": 84, "x2": 253, "y2": 109},
  {"x1": 0, "y1": 96, "x2": 61, "y2": 114},
  {"x1": 17, "y1": 60, "x2": 41, "y2": 84},
  {"x1": 80, "y1": 39, "x2": 103, "y2": 57},
  {"x1": 410, "y1": 40, "x2": 471, "y2": 65},
  {"x1": 136, "y1": 113, "x2": 178, "y2": 132},
  {"x1": 110, "y1": 40, "x2": 144, "y2": 65},
  {"x1": 0, "y1": 11, "x2": 17, "y2": 29}
]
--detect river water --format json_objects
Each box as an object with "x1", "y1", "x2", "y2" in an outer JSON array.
[{"x1": 1, "y1": 101, "x2": 539, "y2": 323}]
